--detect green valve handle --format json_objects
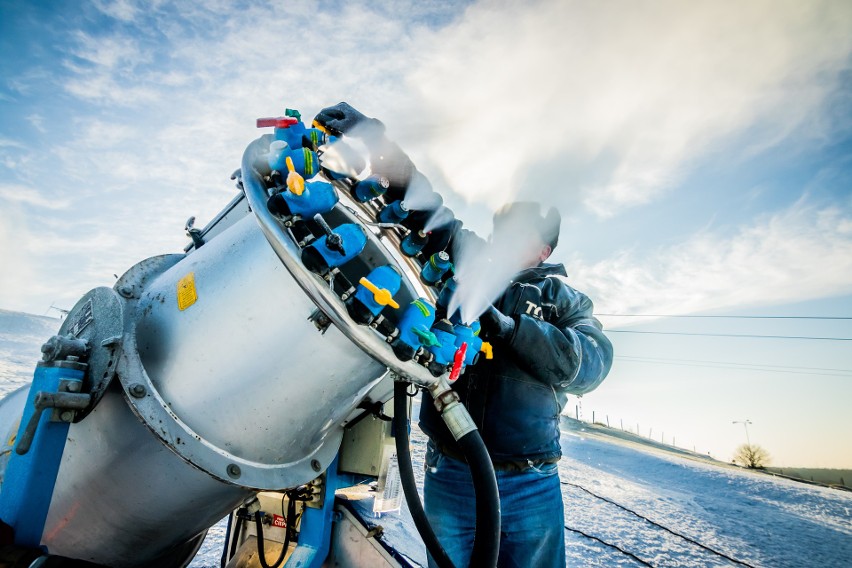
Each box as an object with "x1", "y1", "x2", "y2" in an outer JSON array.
[{"x1": 412, "y1": 326, "x2": 441, "y2": 348}]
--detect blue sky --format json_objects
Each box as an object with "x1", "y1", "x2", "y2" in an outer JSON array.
[{"x1": 1, "y1": 0, "x2": 851, "y2": 467}]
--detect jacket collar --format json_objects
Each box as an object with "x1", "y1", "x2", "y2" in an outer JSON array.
[{"x1": 512, "y1": 262, "x2": 567, "y2": 284}]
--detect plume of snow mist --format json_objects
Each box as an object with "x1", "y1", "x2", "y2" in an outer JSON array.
[
  {"x1": 424, "y1": 205, "x2": 455, "y2": 234},
  {"x1": 317, "y1": 135, "x2": 371, "y2": 180},
  {"x1": 448, "y1": 209, "x2": 550, "y2": 325}
]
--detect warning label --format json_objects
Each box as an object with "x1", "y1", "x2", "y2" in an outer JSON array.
[
  {"x1": 177, "y1": 272, "x2": 198, "y2": 311},
  {"x1": 272, "y1": 514, "x2": 286, "y2": 528}
]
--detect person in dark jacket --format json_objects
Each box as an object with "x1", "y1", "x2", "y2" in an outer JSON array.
[{"x1": 419, "y1": 202, "x2": 614, "y2": 568}]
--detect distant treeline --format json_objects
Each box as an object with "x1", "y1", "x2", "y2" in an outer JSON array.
[{"x1": 764, "y1": 467, "x2": 851, "y2": 489}]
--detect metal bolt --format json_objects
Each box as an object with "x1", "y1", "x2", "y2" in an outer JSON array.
[
  {"x1": 60, "y1": 411, "x2": 74, "y2": 422},
  {"x1": 311, "y1": 459, "x2": 322, "y2": 472},
  {"x1": 119, "y1": 285, "x2": 133, "y2": 298},
  {"x1": 129, "y1": 384, "x2": 147, "y2": 398},
  {"x1": 67, "y1": 381, "x2": 81, "y2": 393},
  {"x1": 227, "y1": 464, "x2": 242, "y2": 479}
]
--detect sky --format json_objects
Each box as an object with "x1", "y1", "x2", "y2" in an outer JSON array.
[{"x1": 1, "y1": 0, "x2": 851, "y2": 468}]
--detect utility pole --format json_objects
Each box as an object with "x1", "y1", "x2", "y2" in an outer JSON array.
[{"x1": 733, "y1": 419, "x2": 753, "y2": 446}]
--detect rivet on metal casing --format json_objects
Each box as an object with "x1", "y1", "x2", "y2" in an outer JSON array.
[
  {"x1": 227, "y1": 464, "x2": 242, "y2": 479},
  {"x1": 129, "y1": 384, "x2": 147, "y2": 398},
  {"x1": 311, "y1": 459, "x2": 322, "y2": 472},
  {"x1": 119, "y1": 285, "x2": 133, "y2": 298}
]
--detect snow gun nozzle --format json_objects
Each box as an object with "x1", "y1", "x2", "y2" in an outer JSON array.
[{"x1": 256, "y1": 116, "x2": 299, "y2": 129}]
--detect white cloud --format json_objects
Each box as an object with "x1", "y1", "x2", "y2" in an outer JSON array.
[
  {"x1": 398, "y1": 0, "x2": 852, "y2": 217},
  {"x1": 567, "y1": 199, "x2": 852, "y2": 316},
  {"x1": 0, "y1": 184, "x2": 72, "y2": 210},
  {"x1": 6, "y1": 0, "x2": 852, "y2": 316},
  {"x1": 26, "y1": 114, "x2": 46, "y2": 134},
  {"x1": 91, "y1": 0, "x2": 141, "y2": 23}
]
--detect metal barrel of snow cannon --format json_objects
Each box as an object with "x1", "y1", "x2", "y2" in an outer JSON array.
[{"x1": 0, "y1": 132, "x2": 455, "y2": 566}]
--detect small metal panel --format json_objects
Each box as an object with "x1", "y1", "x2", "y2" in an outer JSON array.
[
  {"x1": 56, "y1": 286, "x2": 125, "y2": 418},
  {"x1": 326, "y1": 504, "x2": 407, "y2": 568},
  {"x1": 339, "y1": 400, "x2": 396, "y2": 476}
]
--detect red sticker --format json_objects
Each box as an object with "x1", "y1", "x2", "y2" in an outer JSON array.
[{"x1": 272, "y1": 514, "x2": 286, "y2": 528}]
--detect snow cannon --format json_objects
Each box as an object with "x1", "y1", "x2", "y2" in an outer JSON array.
[{"x1": 0, "y1": 107, "x2": 496, "y2": 568}]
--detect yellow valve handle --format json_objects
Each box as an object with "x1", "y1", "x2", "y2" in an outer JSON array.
[
  {"x1": 311, "y1": 120, "x2": 329, "y2": 135},
  {"x1": 358, "y1": 277, "x2": 400, "y2": 309},
  {"x1": 480, "y1": 341, "x2": 494, "y2": 360},
  {"x1": 285, "y1": 156, "x2": 305, "y2": 196}
]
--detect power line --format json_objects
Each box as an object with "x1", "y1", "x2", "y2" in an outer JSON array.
[
  {"x1": 562, "y1": 480, "x2": 758, "y2": 568},
  {"x1": 564, "y1": 525, "x2": 655, "y2": 567},
  {"x1": 607, "y1": 330, "x2": 852, "y2": 341},
  {"x1": 615, "y1": 356, "x2": 852, "y2": 377},
  {"x1": 600, "y1": 314, "x2": 852, "y2": 320}
]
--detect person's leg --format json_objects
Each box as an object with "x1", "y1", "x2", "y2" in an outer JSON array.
[
  {"x1": 496, "y1": 462, "x2": 565, "y2": 568},
  {"x1": 423, "y1": 442, "x2": 477, "y2": 568}
]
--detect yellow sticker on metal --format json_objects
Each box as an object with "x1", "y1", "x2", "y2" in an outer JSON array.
[{"x1": 177, "y1": 272, "x2": 198, "y2": 311}]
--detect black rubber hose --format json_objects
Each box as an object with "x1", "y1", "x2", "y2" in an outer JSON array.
[
  {"x1": 254, "y1": 510, "x2": 289, "y2": 568},
  {"x1": 456, "y1": 428, "x2": 500, "y2": 568},
  {"x1": 228, "y1": 512, "x2": 244, "y2": 560},
  {"x1": 220, "y1": 512, "x2": 234, "y2": 567},
  {"x1": 393, "y1": 381, "x2": 455, "y2": 568}
]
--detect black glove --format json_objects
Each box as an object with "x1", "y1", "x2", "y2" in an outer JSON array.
[
  {"x1": 478, "y1": 305, "x2": 515, "y2": 343},
  {"x1": 313, "y1": 102, "x2": 385, "y2": 140},
  {"x1": 315, "y1": 102, "x2": 415, "y2": 191}
]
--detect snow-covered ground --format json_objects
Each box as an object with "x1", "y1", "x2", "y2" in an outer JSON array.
[{"x1": 0, "y1": 310, "x2": 849, "y2": 567}]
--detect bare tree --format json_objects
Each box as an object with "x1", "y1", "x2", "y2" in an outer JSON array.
[{"x1": 733, "y1": 443, "x2": 770, "y2": 469}]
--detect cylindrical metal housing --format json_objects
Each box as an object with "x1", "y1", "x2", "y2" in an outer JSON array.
[{"x1": 134, "y1": 212, "x2": 387, "y2": 467}]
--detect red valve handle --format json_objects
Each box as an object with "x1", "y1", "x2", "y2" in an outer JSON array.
[
  {"x1": 449, "y1": 342, "x2": 468, "y2": 383},
  {"x1": 256, "y1": 116, "x2": 299, "y2": 129}
]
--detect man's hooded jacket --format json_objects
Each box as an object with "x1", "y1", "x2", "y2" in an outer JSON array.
[{"x1": 419, "y1": 262, "x2": 614, "y2": 463}]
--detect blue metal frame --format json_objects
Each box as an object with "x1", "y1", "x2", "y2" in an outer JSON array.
[
  {"x1": 284, "y1": 456, "x2": 354, "y2": 568},
  {"x1": 0, "y1": 362, "x2": 83, "y2": 549}
]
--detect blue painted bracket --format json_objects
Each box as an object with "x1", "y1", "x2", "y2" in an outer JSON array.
[
  {"x1": 0, "y1": 362, "x2": 85, "y2": 549},
  {"x1": 284, "y1": 456, "x2": 355, "y2": 568}
]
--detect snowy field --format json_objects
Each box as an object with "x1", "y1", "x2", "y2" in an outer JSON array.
[
  {"x1": 0, "y1": 310, "x2": 849, "y2": 567},
  {"x1": 187, "y1": 416, "x2": 852, "y2": 568}
]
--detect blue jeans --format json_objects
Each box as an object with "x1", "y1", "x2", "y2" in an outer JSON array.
[{"x1": 423, "y1": 442, "x2": 565, "y2": 568}]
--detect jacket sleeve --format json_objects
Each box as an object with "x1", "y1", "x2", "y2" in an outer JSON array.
[{"x1": 506, "y1": 284, "x2": 613, "y2": 395}]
